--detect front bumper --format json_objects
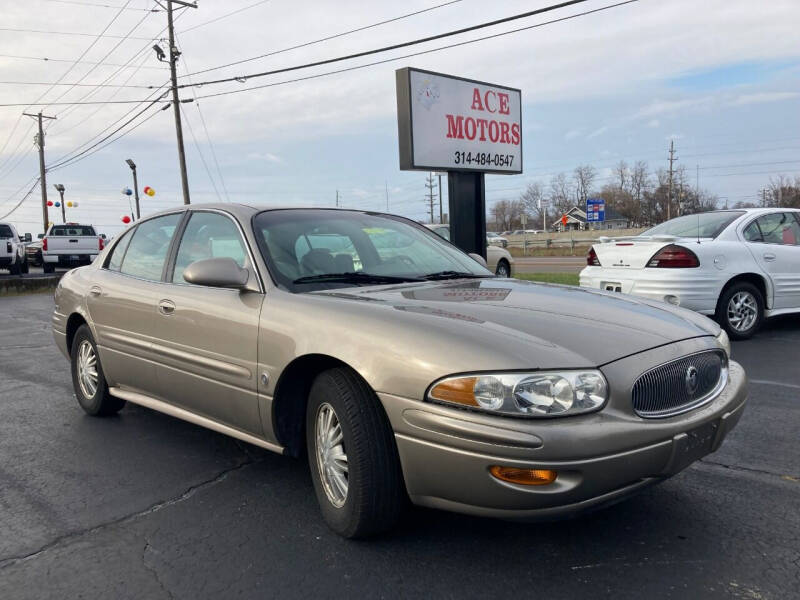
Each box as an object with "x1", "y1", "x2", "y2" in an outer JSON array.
[
  {"x1": 579, "y1": 266, "x2": 722, "y2": 314},
  {"x1": 379, "y1": 346, "x2": 747, "y2": 520}
]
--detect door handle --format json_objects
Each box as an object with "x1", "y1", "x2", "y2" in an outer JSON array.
[
  {"x1": 158, "y1": 299, "x2": 175, "y2": 315},
  {"x1": 89, "y1": 286, "x2": 102, "y2": 297},
  {"x1": 763, "y1": 253, "x2": 776, "y2": 262}
]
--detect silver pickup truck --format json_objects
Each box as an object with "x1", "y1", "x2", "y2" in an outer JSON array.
[
  {"x1": 0, "y1": 222, "x2": 30, "y2": 275},
  {"x1": 42, "y1": 223, "x2": 103, "y2": 273}
]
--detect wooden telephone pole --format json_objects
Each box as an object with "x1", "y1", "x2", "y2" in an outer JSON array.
[
  {"x1": 165, "y1": 0, "x2": 196, "y2": 205},
  {"x1": 667, "y1": 140, "x2": 677, "y2": 220},
  {"x1": 23, "y1": 111, "x2": 56, "y2": 233}
]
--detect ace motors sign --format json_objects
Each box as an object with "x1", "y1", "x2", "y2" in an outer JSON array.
[{"x1": 396, "y1": 67, "x2": 522, "y2": 174}]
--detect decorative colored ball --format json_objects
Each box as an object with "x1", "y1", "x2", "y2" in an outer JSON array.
[
  {"x1": 47, "y1": 200, "x2": 53, "y2": 206},
  {"x1": 72, "y1": 201, "x2": 79, "y2": 208},
  {"x1": 66, "y1": 201, "x2": 73, "y2": 208},
  {"x1": 54, "y1": 201, "x2": 61, "y2": 207},
  {"x1": 122, "y1": 187, "x2": 133, "y2": 196},
  {"x1": 121, "y1": 215, "x2": 131, "y2": 224},
  {"x1": 144, "y1": 186, "x2": 155, "y2": 197}
]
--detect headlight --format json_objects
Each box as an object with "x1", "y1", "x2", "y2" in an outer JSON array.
[
  {"x1": 716, "y1": 329, "x2": 731, "y2": 358},
  {"x1": 427, "y1": 371, "x2": 608, "y2": 418}
]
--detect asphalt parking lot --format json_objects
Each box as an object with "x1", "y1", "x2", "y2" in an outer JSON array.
[{"x1": 0, "y1": 293, "x2": 798, "y2": 599}]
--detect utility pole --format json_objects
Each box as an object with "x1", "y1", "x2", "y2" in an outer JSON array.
[
  {"x1": 385, "y1": 181, "x2": 389, "y2": 212},
  {"x1": 435, "y1": 172, "x2": 445, "y2": 223},
  {"x1": 667, "y1": 140, "x2": 677, "y2": 221},
  {"x1": 335, "y1": 189, "x2": 340, "y2": 207},
  {"x1": 23, "y1": 111, "x2": 56, "y2": 233},
  {"x1": 166, "y1": 0, "x2": 196, "y2": 205},
  {"x1": 424, "y1": 173, "x2": 436, "y2": 223}
]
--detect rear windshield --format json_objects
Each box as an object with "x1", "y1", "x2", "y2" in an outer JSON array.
[
  {"x1": 641, "y1": 211, "x2": 744, "y2": 239},
  {"x1": 0, "y1": 225, "x2": 13, "y2": 238},
  {"x1": 50, "y1": 225, "x2": 96, "y2": 236}
]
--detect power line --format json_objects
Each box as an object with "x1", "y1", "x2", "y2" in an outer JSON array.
[
  {"x1": 0, "y1": 53, "x2": 167, "y2": 70},
  {"x1": 183, "y1": 0, "x2": 463, "y2": 76},
  {"x1": 0, "y1": 178, "x2": 41, "y2": 222},
  {"x1": 42, "y1": 0, "x2": 159, "y2": 10},
  {"x1": 180, "y1": 0, "x2": 272, "y2": 34},
  {"x1": 0, "y1": 27, "x2": 152, "y2": 40},
  {"x1": 180, "y1": 104, "x2": 222, "y2": 201},
  {"x1": 0, "y1": 80, "x2": 161, "y2": 88},
  {"x1": 178, "y1": 0, "x2": 594, "y2": 90},
  {"x1": 194, "y1": 0, "x2": 639, "y2": 102}
]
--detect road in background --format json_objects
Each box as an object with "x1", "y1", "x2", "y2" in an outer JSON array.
[{"x1": 0, "y1": 295, "x2": 797, "y2": 599}]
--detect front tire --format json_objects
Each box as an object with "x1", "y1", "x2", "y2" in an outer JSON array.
[
  {"x1": 9, "y1": 256, "x2": 21, "y2": 275},
  {"x1": 21, "y1": 255, "x2": 29, "y2": 274},
  {"x1": 306, "y1": 367, "x2": 404, "y2": 538},
  {"x1": 716, "y1": 282, "x2": 764, "y2": 340},
  {"x1": 70, "y1": 324, "x2": 125, "y2": 416},
  {"x1": 495, "y1": 259, "x2": 510, "y2": 278}
]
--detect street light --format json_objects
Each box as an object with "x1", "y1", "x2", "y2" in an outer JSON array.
[
  {"x1": 125, "y1": 159, "x2": 141, "y2": 220},
  {"x1": 53, "y1": 183, "x2": 66, "y2": 223}
]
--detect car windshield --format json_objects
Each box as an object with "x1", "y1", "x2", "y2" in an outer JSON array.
[
  {"x1": 50, "y1": 225, "x2": 96, "y2": 236},
  {"x1": 640, "y1": 211, "x2": 744, "y2": 239},
  {"x1": 253, "y1": 209, "x2": 492, "y2": 292}
]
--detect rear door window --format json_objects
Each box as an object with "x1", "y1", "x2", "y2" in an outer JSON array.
[
  {"x1": 748, "y1": 213, "x2": 800, "y2": 245},
  {"x1": 106, "y1": 229, "x2": 134, "y2": 272},
  {"x1": 120, "y1": 214, "x2": 181, "y2": 281}
]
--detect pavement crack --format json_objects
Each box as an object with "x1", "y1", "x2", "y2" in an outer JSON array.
[
  {"x1": 698, "y1": 458, "x2": 797, "y2": 480},
  {"x1": 0, "y1": 458, "x2": 258, "y2": 571},
  {"x1": 142, "y1": 539, "x2": 175, "y2": 600}
]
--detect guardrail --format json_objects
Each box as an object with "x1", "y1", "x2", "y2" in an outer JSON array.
[{"x1": 0, "y1": 274, "x2": 62, "y2": 296}]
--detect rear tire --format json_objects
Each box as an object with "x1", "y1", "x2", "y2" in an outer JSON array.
[
  {"x1": 306, "y1": 367, "x2": 404, "y2": 538},
  {"x1": 21, "y1": 256, "x2": 29, "y2": 274},
  {"x1": 716, "y1": 282, "x2": 764, "y2": 340},
  {"x1": 70, "y1": 324, "x2": 125, "y2": 416},
  {"x1": 43, "y1": 262, "x2": 55, "y2": 274},
  {"x1": 9, "y1": 257, "x2": 20, "y2": 275}
]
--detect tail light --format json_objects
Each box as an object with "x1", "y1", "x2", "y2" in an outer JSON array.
[
  {"x1": 587, "y1": 247, "x2": 601, "y2": 266},
  {"x1": 99, "y1": 237, "x2": 104, "y2": 251},
  {"x1": 646, "y1": 244, "x2": 699, "y2": 268},
  {"x1": 42, "y1": 238, "x2": 48, "y2": 252}
]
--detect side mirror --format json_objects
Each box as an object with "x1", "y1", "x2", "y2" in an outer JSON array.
[
  {"x1": 37, "y1": 233, "x2": 44, "y2": 239},
  {"x1": 23, "y1": 233, "x2": 32, "y2": 243},
  {"x1": 468, "y1": 253, "x2": 488, "y2": 268},
  {"x1": 183, "y1": 257, "x2": 251, "y2": 290}
]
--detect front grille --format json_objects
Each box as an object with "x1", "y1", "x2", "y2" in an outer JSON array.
[{"x1": 632, "y1": 350, "x2": 727, "y2": 418}]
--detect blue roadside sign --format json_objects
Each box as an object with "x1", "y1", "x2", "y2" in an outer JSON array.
[{"x1": 586, "y1": 197, "x2": 605, "y2": 222}]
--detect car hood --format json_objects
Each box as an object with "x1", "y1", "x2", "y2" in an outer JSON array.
[{"x1": 313, "y1": 278, "x2": 718, "y2": 366}]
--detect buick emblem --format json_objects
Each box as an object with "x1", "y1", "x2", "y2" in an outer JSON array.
[{"x1": 685, "y1": 366, "x2": 699, "y2": 396}]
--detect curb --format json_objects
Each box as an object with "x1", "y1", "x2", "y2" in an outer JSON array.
[{"x1": 0, "y1": 274, "x2": 63, "y2": 296}]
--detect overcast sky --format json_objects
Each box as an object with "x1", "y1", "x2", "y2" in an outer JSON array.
[{"x1": 0, "y1": 0, "x2": 798, "y2": 235}]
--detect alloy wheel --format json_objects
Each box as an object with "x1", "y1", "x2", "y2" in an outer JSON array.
[
  {"x1": 727, "y1": 291, "x2": 757, "y2": 333},
  {"x1": 77, "y1": 340, "x2": 99, "y2": 399},
  {"x1": 315, "y1": 402, "x2": 349, "y2": 508}
]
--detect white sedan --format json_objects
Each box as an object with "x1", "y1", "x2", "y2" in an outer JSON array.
[{"x1": 580, "y1": 208, "x2": 800, "y2": 339}]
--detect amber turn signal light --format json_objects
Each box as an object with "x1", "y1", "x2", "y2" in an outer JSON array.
[
  {"x1": 490, "y1": 466, "x2": 557, "y2": 486},
  {"x1": 429, "y1": 377, "x2": 479, "y2": 407}
]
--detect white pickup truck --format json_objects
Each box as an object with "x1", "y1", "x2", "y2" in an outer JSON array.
[
  {"x1": 0, "y1": 222, "x2": 30, "y2": 275},
  {"x1": 42, "y1": 223, "x2": 103, "y2": 273}
]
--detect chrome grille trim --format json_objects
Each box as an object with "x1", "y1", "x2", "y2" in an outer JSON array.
[{"x1": 632, "y1": 350, "x2": 728, "y2": 418}]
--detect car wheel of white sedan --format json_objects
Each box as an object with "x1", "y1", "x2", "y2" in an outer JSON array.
[
  {"x1": 716, "y1": 282, "x2": 764, "y2": 341},
  {"x1": 70, "y1": 324, "x2": 126, "y2": 416},
  {"x1": 495, "y1": 259, "x2": 510, "y2": 278},
  {"x1": 306, "y1": 367, "x2": 404, "y2": 538}
]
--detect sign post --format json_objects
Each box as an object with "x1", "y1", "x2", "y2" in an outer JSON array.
[
  {"x1": 520, "y1": 213, "x2": 528, "y2": 256},
  {"x1": 396, "y1": 67, "x2": 522, "y2": 259}
]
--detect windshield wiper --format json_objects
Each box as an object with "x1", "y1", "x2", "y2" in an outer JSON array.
[
  {"x1": 293, "y1": 272, "x2": 423, "y2": 285},
  {"x1": 420, "y1": 271, "x2": 491, "y2": 281}
]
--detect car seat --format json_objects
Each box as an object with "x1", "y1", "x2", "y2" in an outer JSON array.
[{"x1": 301, "y1": 248, "x2": 336, "y2": 274}]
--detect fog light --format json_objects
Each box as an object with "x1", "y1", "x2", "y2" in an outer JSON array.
[
  {"x1": 489, "y1": 466, "x2": 557, "y2": 486},
  {"x1": 664, "y1": 295, "x2": 680, "y2": 305}
]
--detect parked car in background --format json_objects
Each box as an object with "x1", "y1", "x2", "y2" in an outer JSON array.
[
  {"x1": 0, "y1": 222, "x2": 29, "y2": 274},
  {"x1": 580, "y1": 208, "x2": 800, "y2": 339},
  {"x1": 486, "y1": 231, "x2": 508, "y2": 248},
  {"x1": 426, "y1": 224, "x2": 514, "y2": 276},
  {"x1": 26, "y1": 239, "x2": 43, "y2": 267},
  {"x1": 42, "y1": 223, "x2": 103, "y2": 273},
  {"x1": 53, "y1": 204, "x2": 745, "y2": 538}
]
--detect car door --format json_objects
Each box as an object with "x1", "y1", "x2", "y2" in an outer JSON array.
[
  {"x1": 87, "y1": 212, "x2": 183, "y2": 396},
  {"x1": 151, "y1": 210, "x2": 265, "y2": 436},
  {"x1": 742, "y1": 212, "x2": 800, "y2": 309}
]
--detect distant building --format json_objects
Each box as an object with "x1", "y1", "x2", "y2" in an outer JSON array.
[{"x1": 552, "y1": 206, "x2": 630, "y2": 232}]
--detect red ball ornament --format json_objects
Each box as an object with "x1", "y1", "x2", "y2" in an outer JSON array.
[
  {"x1": 121, "y1": 215, "x2": 131, "y2": 224},
  {"x1": 47, "y1": 200, "x2": 54, "y2": 206}
]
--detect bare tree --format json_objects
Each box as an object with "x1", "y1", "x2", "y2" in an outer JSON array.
[
  {"x1": 520, "y1": 181, "x2": 546, "y2": 227},
  {"x1": 549, "y1": 172, "x2": 573, "y2": 217},
  {"x1": 490, "y1": 199, "x2": 525, "y2": 231},
  {"x1": 613, "y1": 160, "x2": 629, "y2": 192},
  {"x1": 573, "y1": 164, "x2": 597, "y2": 204}
]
